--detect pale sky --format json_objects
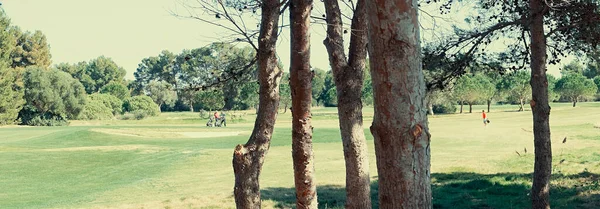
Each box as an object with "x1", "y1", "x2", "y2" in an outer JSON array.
[{"x1": 2, "y1": 0, "x2": 562, "y2": 79}]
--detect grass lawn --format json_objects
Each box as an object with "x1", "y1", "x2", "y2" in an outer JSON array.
[{"x1": 1, "y1": 102, "x2": 600, "y2": 208}]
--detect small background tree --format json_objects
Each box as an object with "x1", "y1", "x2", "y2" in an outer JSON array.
[
  {"x1": 453, "y1": 75, "x2": 480, "y2": 113},
  {"x1": 498, "y1": 71, "x2": 531, "y2": 111},
  {"x1": 555, "y1": 73, "x2": 598, "y2": 107},
  {"x1": 145, "y1": 80, "x2": 177, "y2": 110}
]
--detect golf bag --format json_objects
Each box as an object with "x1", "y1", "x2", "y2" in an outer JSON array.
[{"x1": 206, "y1": 116, "x2": 215, "y2": 127}]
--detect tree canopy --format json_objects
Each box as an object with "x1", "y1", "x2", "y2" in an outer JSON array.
[{"x1": 58, "y1": 56, "x2": 127, "y2": 94}]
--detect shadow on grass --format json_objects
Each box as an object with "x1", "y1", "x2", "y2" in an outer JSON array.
[{"x1": 261, "y1": 172, "x2": 600, "y2": 209}]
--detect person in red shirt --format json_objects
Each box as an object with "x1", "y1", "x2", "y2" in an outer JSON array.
[
  {"x1": 214, "y1": 111, "x2": 220, "y2": 119},
  {"x1": 482, "y1": 110, "x2": 488, "y2": 126}
]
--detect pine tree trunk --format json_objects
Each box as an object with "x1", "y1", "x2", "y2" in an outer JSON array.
[
  {"x1": 323, "y1": 0, "x2": 371, "y2": 207},
  {"x1": 529, "y1": 1, "x2": 552, "y2": 208},
  {"x1": 366, "y1": 0, "x2": 432, "y2": 207},
  {"x1": 290, "y1": 0, "x2": 318, "y2": 208},
  {"x1": 232, "y1": 0, "x2": 282, "y2": 207}
]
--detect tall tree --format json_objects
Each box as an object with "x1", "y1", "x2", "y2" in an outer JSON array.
[
  {"x1": 323, "y1": 0, "x2": 371, "y2": 207},
  {"x1": 555, "y1": 73, "x2": 598, "y2": 107},
  {"x1": 228, "y1": 0, "x2": 284, "y2": 207},
  {"x1": 11, "y1": 29, "x2": 52, "y2": 69},
  {"x1": 0, "y1": 11, "x2": 23, "y2": 125},
  {"x1": 290, "y1": 0, "x2": 317, "y2": 207},
  {"x1": 366, "y1": 0, "x2": 431, "y2": 207},
  {"x1": 426, "y1": 0, "x2": 600, "y2": 205},
  {"x1": 528, "y1": 1, "x2": 552, "y2": 207}
]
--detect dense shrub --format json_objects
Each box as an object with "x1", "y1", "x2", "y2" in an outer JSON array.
[
  {"x1": 77, "y1": 100, "x2": 114, "y2": 120},
  {"x1": 433, "y1": 103, "x2": 457, "y2": 114},
  {"x1": 123, "y1": 95, "x2": 160, "y2": 116},
  {"x1": 19, "y1": 106, "x2": 69, "y2": 126},
  {"x1": 21, "y1": 67, "x2": 87, "y2": 125},
  {"x1": 89, "y1": 93, "x2": 123, "y2": 115},
  {"x1": 120, "y1": 110, "x2": 149, "y2": 120}
]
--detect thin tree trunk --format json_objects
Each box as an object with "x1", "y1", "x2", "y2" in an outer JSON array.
[
  {"x1": 323, "y1": 0, "x2": 371, "y2": 207},
  {"x1": 572, "y1": 97, "x2": 577, "y2": 107},
  {"x1": 366, "y1": 0, "x2": 432, "y2": 207},
  {"x1": 190, "y1": 103, "x2": 194, "y2": 112},
  {"x1": 460, "y1": 101, "x2": 463, "y2": 113},
  {"x1": 290, "y1": 0, "x2": 318, "y2": 208},
  {"x1": 487, "y1": 100, "x2": 491, "y2": 113},
  {"x1": 428, "y1": 102, "x2": 434, "y2": 116},
  {"x1": 529, "y1": 1, "x2": 552, "y2": 208},
  {"x1": 283, "y1": 104, "x2": 288, "y2": 114},
  {"x1": 232, "y1": 0, "x2": 282, "y2": 207},
  {"x1": 519, "y1": 98, "x2": 525, "y2": 111},
  {"x1": 469, "y1": 103, "x2": 472, "y2": 113}
]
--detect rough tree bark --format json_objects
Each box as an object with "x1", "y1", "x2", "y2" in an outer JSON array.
[
  {"x1": 232, "y1": 0, "x2": 283, "y2": 207},
  {"x1": 290, "y1": 0, "x2": 318, "y2": 208},
  {"x1": 365, "y1": 0, "x2": 432, "y2": 208},
  {"x1": 529, "y1": 1, "x2": 552, "y2": 208},
  {"x1": 323, "y1": 0, "x2": 371, "y2": 208}
]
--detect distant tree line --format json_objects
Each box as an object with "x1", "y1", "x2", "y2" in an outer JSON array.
[{"x1": 426, "y1": 59, "x2": 599, "y2": 115}]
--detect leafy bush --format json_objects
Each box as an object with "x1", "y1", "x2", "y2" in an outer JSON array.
[
  {"x1": 433, "y1": 103, "x2": 457, "y2": 114},
  {"x1": 123, "y1": 95, "x2": 160, "y2": 116},
  {"x1": 89, "y1": 93, "x2": 123, "y2": 115},
  {"x1": 77, "y1": 99, "x2": 114, "y2": 120},
  {"x1": 133, "y1": 110, "x2": 148, "y2": 120}
]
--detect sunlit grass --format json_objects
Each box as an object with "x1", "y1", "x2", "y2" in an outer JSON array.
[{"x1": 0, "y1": 102, "x2": 599, "y2": 208}]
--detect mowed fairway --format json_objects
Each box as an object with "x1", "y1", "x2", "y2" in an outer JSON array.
[{"x1": 1, "y1": 103, "x2": 600, "y2": 208}]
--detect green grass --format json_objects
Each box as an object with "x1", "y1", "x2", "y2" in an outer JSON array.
[{"x1": 1, "y1": 102, "x2": 599, "y2": 208}]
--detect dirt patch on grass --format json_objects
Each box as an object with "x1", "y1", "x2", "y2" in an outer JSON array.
[{"x1": 90, "y1": 128, "x2": 244, "y2": 139}]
